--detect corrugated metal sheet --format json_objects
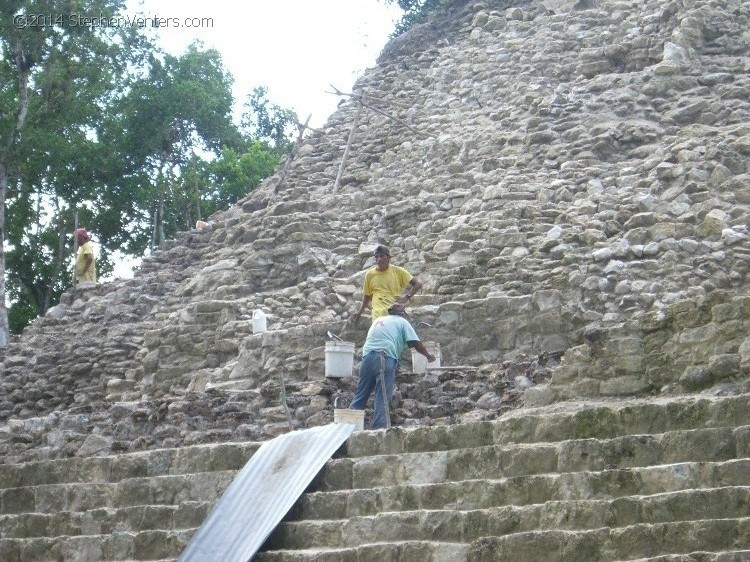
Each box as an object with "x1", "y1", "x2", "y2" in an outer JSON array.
[{"x1": 178, "y1": 422, "x2": 355, "y2": 562}]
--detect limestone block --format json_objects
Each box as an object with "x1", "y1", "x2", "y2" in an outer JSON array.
[
  {"x1": 649, "y1": 222, "x2": 678, "y2": 241},
  {"x1": 505, "y1": 7, "x2": 524, "y2": 21},
  {"x1": 528, "y1": 311, "x2": 566, "y2": 335},
  {"x1": 476, "y1": 392, "x2": 502, "y2": 409},
  {"x1": 663, "y1": 42, "x2": 691, "y2": 67},
  {"x1": 591, "y1": 247, "x2": 614, "y2": 261},
  {"x1": 556, "y1": 378, "x2": 602, "y2": 399},
  {"x1": 731, "y1": 133, "x2": 750, "y2": 156},
  {"x1": 721, "y1": 228, "x2": 747, "y2": 245},
  {"x1": 76, "y1": 434, "x2": 113, "y2": 457},
  {"x1": 532, "y1": 290, "x2": 562, "y2": 312},
  {"x1": 697, "y1": 209, "x2": 729, "y2": 238},
  {"x1": 516, "y1": 376, "x2": 556, "y2": 409},
  {"x1": 708, "y1": 354, "x2": 740, "y2": 381},
  {"x1": 738, "y1": 336, "x2": 750, "y2": 371},
  {"x1": 200, "y1": 259, "x2": 237, "y2": 274},
  {"x1": 679, "y1": 365, "x2": 712, "y2": 391},
  {"x1": 599, "y1": 375, "x2": 651, "y2": 396},
  {"x1": 547, "y1": 225, "x2": 563, "y2": 240},
  {"x1": 484, "y1": 15, "x2": 507, "y2": 31},
  {"x1": 447, "y1": 249, "x2": 475, "y2": 266}
]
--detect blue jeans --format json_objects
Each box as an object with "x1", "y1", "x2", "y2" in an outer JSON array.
[{"x1": 350, "y1": 350, "x2": 397, "y2": 429}]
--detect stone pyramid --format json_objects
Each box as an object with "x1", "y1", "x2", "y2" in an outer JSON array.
[{"x1": 1, "y1": 0, "x2": 749, "y2": 559}]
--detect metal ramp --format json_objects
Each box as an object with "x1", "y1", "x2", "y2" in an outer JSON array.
[{"x1": 179, "y1": 423, "x2": 356, "y2": 562}]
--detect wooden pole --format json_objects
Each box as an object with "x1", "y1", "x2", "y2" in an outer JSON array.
[
  {"x1": 273, "y1": 114, "x2": 311, "y2": 195},
  {"x1": 72, "y1": 211, "x2": 79, "y2": 294},
  {"x1": 280, "y1": 369, "x2": 293, "y2": 432},
  {"x1": 328, "y1": 84, "x2": 422, "y2": 136},
  {"x1": 151, "y1": 208, "x2": 157, "y2": 251},
  {"x1": 332, "y1": 103, "x2": 363, "y2": 197},
  {"x1": 194, "y1": 156, "x2": 201, "y2": 223}
]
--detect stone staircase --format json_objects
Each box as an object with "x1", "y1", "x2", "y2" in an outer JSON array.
[
  {"x1": 1, "y1": 0, "x2": 749, "y2": 559},
  {"x1": 0, "y1": 441, "x2": 262, "y2": 561},
  {"x1": 1, "y1": 392, "x2": 746, "y2": 561},
  {"x1": 259, "y1": 392, "x2": 750, "y2": 561}
]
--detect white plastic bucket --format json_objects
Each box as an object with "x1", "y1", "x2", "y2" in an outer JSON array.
[
  {"x1": 412, "y1": 342, "x2": 442, "y2": 374},
  {"x1": 325, "y1": 341, "x2": 355, "y2": 378},
  {"x1": 334, "y1": 408, "x2": 364, "y2": 431},
  {"x1": 252, "y1": 309, "x2": 267, "y2": 334}
]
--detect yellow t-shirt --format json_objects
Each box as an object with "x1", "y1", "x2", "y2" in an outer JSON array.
[
  {"x1": 76, "y1": 241, "x2": 97, "y2": 283},
  {"x1": 363, "y1": 265, "x2": 413, "y2": 321}
]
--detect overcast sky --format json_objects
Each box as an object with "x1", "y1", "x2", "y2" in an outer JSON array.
[{"x1": 126, "y1": 0, "x2": 402, "y2": 127}]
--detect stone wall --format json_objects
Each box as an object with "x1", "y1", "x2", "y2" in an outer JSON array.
[
  {"x1": 1, "y1": 0, "x2": 749, "y2": 461},
  {"x1": 528, "y1": 291, "x2": 750, "y2": 405}
]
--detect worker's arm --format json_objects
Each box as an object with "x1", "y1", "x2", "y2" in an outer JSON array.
[
  {"x1": 352, "y1": 294, "x2": 372, "y2": 321},
  {"x1": 407, "y1": 340, "x2": 435, "y2": 363},
  {"x1": 399, "y1": 277, "x2": 423, "y2": 304},
  {"x1": 81, "y1": 253, "x2": 93, "y2": 276}
]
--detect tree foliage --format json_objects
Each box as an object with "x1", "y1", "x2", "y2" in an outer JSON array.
[
  {"x1": 384, "y1": 0, "x2": 446, "y2": 35},
  {"x1": 0, "y1": 4, "x2": 298, "y2": 337},
  {"x1": 241, "y1": 86, "x2": 298, "y2": 154},
  {"x1": 0, "y1": 0, "x2": 141, "y2": 339},
  {"x1": 115, "y1": 44, "x2": 241, "y2": 247}
]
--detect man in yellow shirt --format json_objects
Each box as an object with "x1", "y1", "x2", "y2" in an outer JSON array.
[
  {"x1": 352, "y1": 245, "x2": 422, "y2": 323},
  {"x1": 74, "y1": 228, "x2": 97, "y2": 284}
]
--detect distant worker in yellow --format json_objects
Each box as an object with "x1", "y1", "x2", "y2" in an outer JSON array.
[
  {"x1": 352, "y1": 245, "x2": 422, "y2": 323},
  {"x1": 74, "y1": 228, "x2": 97, "y2": 284}
]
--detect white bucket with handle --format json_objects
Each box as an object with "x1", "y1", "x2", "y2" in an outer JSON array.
[
  {"x1": 325, "y1": 341, "x2": 355, "y2": 378},
  {"x1": 334, "y1": 408, "x2": 364, "y2": 431},
  {"x1": 412, "y1": 342, "x2": 442, "y2": 374},
  {"x1": 252, "y1": 309, "x2": 267, "y2": 334}
]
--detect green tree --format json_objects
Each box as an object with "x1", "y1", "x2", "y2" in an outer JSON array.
[
  {"x1": 205, "y1": 142, "x2": 279, "y2": 212},
  {"x1": 1, "y1": 9, "x2": 298, "y2": 336},
  {"x1": 383, "y1": 0, "x2": 444, "y2": 35},
  {"x1": 0, "y1": 0, "x2": 145, "y2": 344},
  {"x1": 116, "y1": 43, "x2": 239, "y2": 248},
  {"x1": 241, "y1": 86, "x2": 298, "y2": 154}
]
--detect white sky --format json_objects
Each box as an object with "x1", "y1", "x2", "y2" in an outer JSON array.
[{"x1": 125, "y1": 0, "x2": 402, "y2": 128}]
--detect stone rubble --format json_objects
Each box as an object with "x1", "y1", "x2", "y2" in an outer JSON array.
[{"x1": 0, "y1": 0, "x2": 748, "y2": 462}]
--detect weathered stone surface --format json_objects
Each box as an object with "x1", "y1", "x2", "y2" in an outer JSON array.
[{"x1": 0, "y1": 1, "x2": 749, "y2": 557}]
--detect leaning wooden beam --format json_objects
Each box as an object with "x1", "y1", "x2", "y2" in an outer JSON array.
[
  {"x1": 279, "y1": 369, "x2": 293, "y2": 432},
  {"x1": 72, "y1": 211, "x2": 79, "y2": 297},
  {"x1": 358, "y1": 95, "x2": 423, "y2": 136},
  {"x1": 326, "y1": 86, "x2": 413, "y2": 109},
  {"x1": 332, "y1": 103, "x2": 363, "y2": 197},
  {"x1": 328, "y1": 84, "x2": 422, "y2": 136},
  {"x1": 273, "y1": 114, "x2": 311, "y2": 194}
]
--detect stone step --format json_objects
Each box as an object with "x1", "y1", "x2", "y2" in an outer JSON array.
[
  {"x1": 3, "y1": 393, "x2": 742, "y2": 489},
  {"x1": 632, "y1": 550, "x2": 750, "y2": 561},
  {"x1": 256, "y1": 518, "x2": 750, "y2": 561},
  {"x1": 0, "y1": 528, "x2": 192, "y2": 562},
  {"x1": 289, "y1": 459, "x2": 749, "y2": 521},
  {"x1": 254, "y1": 540, "x2": 470, "y2": 562},
  {"x1": 463, "y1": 517, "x2": 750, "y2": 561},
  {"x1": 266, "y1": 487, "x2": 750, "y2": 551},
  {"x1": 0, "y1": 471, "x2": 235, "y2": 516},
  {"x1": 0, "y1": 442, "x2": 258, "y2": 490},
  {"x1": 0, "y1": 501, "x2": 211, "y2": 538},
  {"x1": 318, "y1": 425, "x2": 749, "y2": 492},
  {"x1": 338, "y1": 394, "x2": 750, "y2": 458}
]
